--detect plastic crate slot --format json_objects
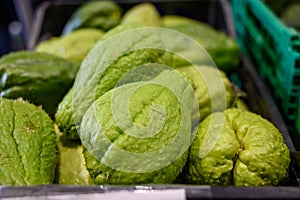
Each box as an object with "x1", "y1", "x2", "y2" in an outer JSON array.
[
  {"x1": 291, "y1": 35, "x2": 300, "y2": 42},
  {"x1": 248, "y1": 1, "x2": 285, "y2": 49},
  {"x1": 262, "y1": 47, "x2": 277, "y2": 68},
  {"x1": 245, "y1": 5, "x2": 281, "y2": 72},
  {"x1": 266, "y1": 32, "x2": 276, "y2": 51},
  {"x1": 287, "y1": 107, "x2": 297, "y2": 119},
  {"x1": 246, "y1": 21, "x2": 264, "y2": 45},
  {"x1": 246, "y1": 4, "x2": 262, "y2": 30},
  {"x1": 244, "y1": 31, "x2": 256, "y2": 50},
  {"x1": 286, "y1": 118, "x2": 295, "y2": 128},
  {"x1": 292, "y1": 87, "x2": 299, "y2": 94},
  {"x1": 290, "y1": 95, "x2": 299, "y2": 105},
  {"x1": 262, "y1": 38, "x2": 277, "y2": 62},
  {"x1": 293, "y1": 75, "x2": 300, "y2": 87},
  {"x1": 248, "y1": 23, "x2": 265, "y2": 46},
  {"x1": 296, "y1": 59, "x2": 300, "y2": 69},
  {"x1": 292, "y1": 41, "x2": 300, "y2": 52}
]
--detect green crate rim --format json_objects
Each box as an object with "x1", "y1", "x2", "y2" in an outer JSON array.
[{"x1": 232, "y1": 0, "x2": 300, "y2": 124}]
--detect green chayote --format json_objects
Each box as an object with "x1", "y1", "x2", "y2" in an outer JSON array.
[
  {"x1": 187, "y1": 108, "x2": 290, "y2": 186},
  {"x1": 81, "y1": 70, "x2": 195, "y2": 184},
  {"x1": 0, "y1": 98, "x2": 57, "y2": 185}
]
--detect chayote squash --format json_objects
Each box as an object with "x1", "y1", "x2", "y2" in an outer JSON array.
[
  {"x1": 62, "y1": 0, "x2": 122, "y2": 34},
  {"x1": 70, "y1": 24, "x2": 165, "y2": 140},
  {"x1": 54, "y1": 124, "x2": 94, "y2": 185},
  {"x1": 81, "y1": 69, "x2": 196, "y2": 184},
  {"x1": 0, "y1": 98, "x2": 57, "y2": 185},
  {"x1": 0, "y1": 51, "x2": 79, "y2": 117},
  {"x1": 177, "y1": 65, "x2": 235, "y2": 122},
  {"x1": 36, "y1": 28, "x2": 104, "y2": 63},
  {"x1": 187, "y1": 108, "x2": 290, "y2": 186},
  {"x1": 121, "y1": 3, "x2": 162, "y2": 27},
  {"x1": 55, "y1": 88, "x2": 78, "y2": 140},
  {"x1": 56, "y1": 23, "x2": 236, "y2": 140},
  {"x1": 162, "y1": 15, "x2": 241, "y2": 73}
]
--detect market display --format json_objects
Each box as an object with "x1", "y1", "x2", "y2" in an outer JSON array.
[{"x1": 0, "y1": 0, "x2": 292, "y2": 187}]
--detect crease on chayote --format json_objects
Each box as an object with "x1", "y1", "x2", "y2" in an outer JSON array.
[
  {"x1": 80, "y1": 69, "x2": 195, "y2": 184},
  {"x1": 0, "y1": 98, "x2": 57, "y2": 185},
  {"x1": 187, "y1": 108, "x2": 290, "y2": 186}
]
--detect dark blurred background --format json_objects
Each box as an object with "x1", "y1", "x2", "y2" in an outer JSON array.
[
  {"x1": 0, "y1": 1, "x2": 18, "y2": 55},
  {"x1": 0, "y1": 0, "x2": 44, "y2": 56},
  {"x1": 1, "y1": 0, "x2": 229, "y2": 54}
]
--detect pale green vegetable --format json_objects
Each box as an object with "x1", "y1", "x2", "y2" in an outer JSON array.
[
  {"x1": 59, "y1": 23, "x2": 234, "y2": 141},
  {"x1": 55, "y1": 88, "x2": 78, "y2": 140},
  {"x1": 0, "y1": 98, "x2": 57, "y2": 185},
  {"x1": 187, "y1": 108, "x2": 290, "y2": 186},
  {"x1": 162, "y1": 15, "x2": 240, "y2": 72},
  {"x1": 36, "y1": 28, "x2": 104, "y2": 63},
  {"x1": 81, "y1": 70, "x2": 195, "y2": 184},
  {"x1": 54, "y1": 125, "x2": 94, "y2": 185},
  {"x1": 177, "y1": 65, "x2": 234, "y2": 121},
  {"x1": 122, "y1": 3, "x2": 162, "y2": 27},
  {"x1": 62, "y1": 0, "x2": 122, "y2": 34},
  {"x1": 0, "y1": 51, "x2": 78, "y2": 117}
]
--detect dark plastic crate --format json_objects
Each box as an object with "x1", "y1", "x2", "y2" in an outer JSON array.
[
  {"x1": 4, "y1": 0, "x2": 298, "y2": 199},
  {"x1": 1, "y1": 180, "x2": 300, "y2": 199},
  {"x1": 28, "y1": 0, "x2": 231, "y2": 48},
  {"x1": 231, "y1": 0, "x2": 300, "y2": 146}
]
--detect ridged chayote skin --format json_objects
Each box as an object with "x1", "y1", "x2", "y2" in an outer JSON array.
[
  {"x1": 57, "y1": 22, "x2": 239, "y2": 141},
  {"x1": 36, "y1": 28, "x2": 104, "y2": 63},
  {"x1": 71, "y1": 24, "x2": 165, "y2": 137},
  {"x1": 0, "y1": 51, "x2": 79, "y2": 117},
  {"x1": 121, "y1": 3, "x2": 162, "y2": 27},
  {"x1": 187, "y1": 108, "x2": 290, "y2": 186},
  {"x1": 56, "y1": 24, "x2": 162, "y2": 139},
  {"x1": 55, "y1": 88, "x2": 78, "y2": 140},
  {"x1": 56, "y1": 23, "x2": 164, "y2": 140},
  {"x1": 62, "y1": 0, "x2": 122, "y2": 34},
  {"x1": 162, "y1": 15, "x2": 241, "y2": 73},
  {"x1": 177, "y1": 65, "x2": 235, "y2": 122},
  {"x1": 81, "y1": 70, "x2": 195, "y2": 184},
  {"x1": 0, "y1": 98, "x2": 57, "y2": 185}
]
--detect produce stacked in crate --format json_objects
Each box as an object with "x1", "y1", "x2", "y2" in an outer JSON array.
[{"x1": 0, "y1": 0, "x2": 291, "y2": 187}]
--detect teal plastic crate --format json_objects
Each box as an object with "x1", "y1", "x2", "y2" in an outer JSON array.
[{"x1": 231, "y1": 0, "x2": 300, "y2": 138}]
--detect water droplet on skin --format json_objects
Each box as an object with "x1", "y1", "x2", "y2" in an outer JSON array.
[
  {"x1": 213, "y1": 124, "x2": 222, "y2": 129},
  {"x1": 1, "y1": 73, "x2": 8, "y2": 88}
]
